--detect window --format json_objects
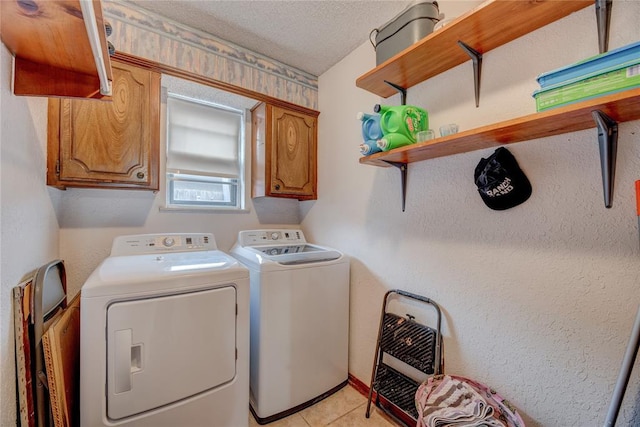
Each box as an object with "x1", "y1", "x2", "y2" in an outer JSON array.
[{"x1": 165, "y1": 93, "x2": 246, "y2": 210}]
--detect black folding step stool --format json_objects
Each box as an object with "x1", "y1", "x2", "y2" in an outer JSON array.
[{"x1": 365, "y1": 289, "x2": 443, "y2": 426}]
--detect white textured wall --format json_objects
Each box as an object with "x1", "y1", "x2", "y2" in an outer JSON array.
[
  {"x1": 0, "y1": 45, "x2": 61, "y2": 426},
  {"x1": 306, "y1": 2, "x2": 640, "y2": 426}
]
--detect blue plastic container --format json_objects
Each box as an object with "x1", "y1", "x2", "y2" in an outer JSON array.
[
  {"x1": 537, "y1": 41, "x2": 640, "y2": 88},
  {"x1": 357, "y1": 112, "x2": 384, "y2": 143},
  {"x1": 360, "y1": 139, "x2": 382, "y2": 155}
]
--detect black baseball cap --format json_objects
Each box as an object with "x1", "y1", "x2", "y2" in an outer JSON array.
[{"x1": 474, "y1": 147, "x2": 532, "y2": 210}]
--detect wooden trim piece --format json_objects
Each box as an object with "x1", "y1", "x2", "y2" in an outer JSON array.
[
  {"x1": 113, "y1": 52, "x2": 320, "y2": 117},
  {"x1": 46, "y1": 99, "x2": 66, "y2": 189},
  {"x1": 348, "y1": 373, "x2": 370, "y2": 397},
  {"x1": 13, "y1": 57, "x2": 109, "y2": 100},
  {"x1": 146, "y1": 69, "x2": 161, "y2": 191},
  {"x1": 357, "y1": 0, "x2": 592, "y2": 98},
  {"x1": 13, "y1": 283, "x2": 36, "y2": 427}
]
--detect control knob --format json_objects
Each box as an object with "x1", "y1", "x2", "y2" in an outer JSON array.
[{"x1": 163, "y1": 237, "x2": 175, "y2": 247}]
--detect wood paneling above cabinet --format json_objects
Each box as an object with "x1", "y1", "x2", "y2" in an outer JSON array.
[{"x1": 0, "y1": 0, "x2": 113, "y2": 99}]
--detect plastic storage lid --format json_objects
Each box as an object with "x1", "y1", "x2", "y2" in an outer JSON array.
[{"x1": 537, "y1": 40, "x2": 640, "y2": 87}]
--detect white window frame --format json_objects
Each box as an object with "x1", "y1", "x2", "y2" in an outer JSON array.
[{"x1": 164, "y1": 92, "x2": 249, "y2": 212}]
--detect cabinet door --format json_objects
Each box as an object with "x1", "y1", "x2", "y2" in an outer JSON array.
[
  {"x1": 47, "y1": 61, "x2": 160, "y2": 190},
  {"x1": 269, "y1": 106, "x2": 317, "y2": 199}
]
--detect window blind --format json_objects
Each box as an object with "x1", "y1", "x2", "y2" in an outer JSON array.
[{"x1": 167, "y1": 95, "x2": 242, "y2": 177}]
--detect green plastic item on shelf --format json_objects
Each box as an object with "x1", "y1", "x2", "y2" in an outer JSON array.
[{"x1": 374, "y1": 104, "x2": 429, "y2": 142}]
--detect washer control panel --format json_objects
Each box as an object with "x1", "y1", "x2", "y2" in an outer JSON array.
[
  {"x1": 111, "y1": 233, "x2": 217, "y2": 256},
  {"x1": 237, "y1": 229, "x2": 306, "y2": 246}
]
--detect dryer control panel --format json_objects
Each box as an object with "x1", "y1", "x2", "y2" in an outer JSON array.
[
  {"x1": 237, "y1": 229, "x2": 305, "y2": 247},
  {"x1": 111, "y1": 233, "x2": 218, "y2": 256}
]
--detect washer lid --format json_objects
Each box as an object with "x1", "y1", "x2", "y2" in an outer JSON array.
[
  {"x1": 253, "y1": 244, "x2": 342, "y2": 264},
  {"x1": 232, "y1": 244, "x2": 342, "y2": 266},
  {"x1": 232, "y1": 229, "x2": 344, "y2": 266},
  {"x1": 82, "y1": 250, "x2": 248, "y2": 298}
]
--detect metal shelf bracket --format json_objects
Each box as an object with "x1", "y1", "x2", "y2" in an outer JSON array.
[
  {"x1": 592, "y1": 110, "x2": 618, "y2": 208},
  {"x1": 384, "y1": 80, "x2": 407, "y2": 105},
  {"x1": 595, "y1": 0, "x2": 612, "y2": 53},
  {"x1": 458, "y1": 41, "x2": 483, "y2": 108},
  {"x1": 384, "y1": 161, "x2": 408, "y2": 212},
  {"x1": 381, "y1": 82, "x2": 408, "y2": 211}
]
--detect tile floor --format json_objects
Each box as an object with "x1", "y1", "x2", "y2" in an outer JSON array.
[{"x1": 248, "y1": 384, "x2": 398, "y2": 427}]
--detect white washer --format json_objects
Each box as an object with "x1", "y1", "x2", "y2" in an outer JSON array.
[
  {"x1": 230, "y1": 229, "x2": 350, "y2": 424},
  {"x1": 81, "y1": 233, "x2": 249, "y2": 427}
]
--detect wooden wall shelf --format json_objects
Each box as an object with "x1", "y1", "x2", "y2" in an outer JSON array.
[
  {"x1": 356, "y1": 0, "x2": 593, "y2": 98},
  {"x1": 1, "y1": 0, "x2": 112, "y2": 99},
  {"x1": 356, "y1": 0, "x2": 628, "y2": 210},
  {"x1": 360, "y1": 89, "x2": 640, "y2": 167}
]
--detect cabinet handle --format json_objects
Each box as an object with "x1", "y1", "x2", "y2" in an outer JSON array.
[
  {"x1": 274, "y1": 184, "x2": 281, "y2": 190},
  {"x1": 137, "y1": 172, "x2": 145, "y2": 179}
]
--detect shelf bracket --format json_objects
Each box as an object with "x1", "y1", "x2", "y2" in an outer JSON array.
[
  {"x1": 384, "y1": 161, "x2": 408, "y2": 212},
  {"x1": 384, "y1": 81, "x2": 407, "y2": 105},
  {"x1": 592, "y1": 110, "x2": 618, "y2": 208},
  {"x1": 595, "y1": 0, "x2": 612, "y2": 53},
  {"x1": 458, "y1": 41, "x2": 483, "y2": 108}
]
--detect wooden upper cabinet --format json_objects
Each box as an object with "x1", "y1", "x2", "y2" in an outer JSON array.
[
  {"x1": 47, "y1": 61, "x2": 160, "y2": 190},
  {"x1": 252, "y1": 103, "x2": 318, "y2": 200},
  {"x1": 0, "y1": 0, "x2": 113, "y2": 99}
]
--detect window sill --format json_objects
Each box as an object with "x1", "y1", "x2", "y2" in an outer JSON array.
[{"x1": 159, "y1": 206, "x2": 251, "y2": 214}]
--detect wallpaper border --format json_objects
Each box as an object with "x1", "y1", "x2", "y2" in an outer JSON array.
[{"x1": 103, "y1": 1, "x2": 318, "y2": 109}]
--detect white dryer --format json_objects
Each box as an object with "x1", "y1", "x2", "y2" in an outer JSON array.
[
  {"x1": 230, "y1": 229, "x2": 349, "y2": 424},
  {"x1": 80, "y1": 233, "x2": 249, "y2": 427}
]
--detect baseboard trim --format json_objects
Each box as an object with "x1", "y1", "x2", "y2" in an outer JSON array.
[{"x1": 347, "y1": 373, "x2": 370, "y2": 396}]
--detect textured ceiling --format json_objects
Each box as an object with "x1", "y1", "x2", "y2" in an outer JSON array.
[{"x1": 123, "y1": 0, "x2": 414, "y2": 76}]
